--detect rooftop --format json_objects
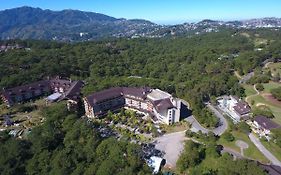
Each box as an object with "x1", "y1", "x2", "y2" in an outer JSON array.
[
  {"x1": 147, "y1": 89, "x2": 171, "y2": 101},
  {"x1": 254, "y1": 116, "x2": 281, "y2": 130}
]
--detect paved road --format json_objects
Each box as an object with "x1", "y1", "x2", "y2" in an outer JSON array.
[
  {"x1": 153, "y1": 131, "x2": 186, "y2": 168},
  {"x1": 185, "y1": 104, "x2": 228, "y2": 136},
  {"x1": 222, "y1": 147, "x2": 244, "y2": 160},
  {"x1": 207, "y1": 104, "x2": 228, "y2": 136},
  {"x1": 185, "y1": 115, "x2": 209, "y2": 134},
  {"x1": 249, "y1": 133, "x2": 281, "y2": 167},
  {"x1": 239, "y1": 72, "x2": 255, "y2": 84}
]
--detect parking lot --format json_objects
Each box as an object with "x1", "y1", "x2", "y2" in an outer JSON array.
[{"x1": 153, "y1": 131, "x2": 187, "y2": 168}]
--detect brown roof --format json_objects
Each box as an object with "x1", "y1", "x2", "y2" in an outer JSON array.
[
  {"x1": 233, "y1": 101, "x2": 251, "y2": 115},
  {"x1": 86, "y1": 87, "x2": 123, "y2": 106},
  {"x1": 86, "y1": 87, "x2": 151, "y2": 106},
  {"x1": 64, "y1": 80, "x2": 84, "y2": 101},
  {"x1": 1, "y1": 80, "x2": 50, "y2": 103},
  {"x1": 254, "y1": 116, "x2": 281, "y2": 130},
  {"x1": 153, "y1": 98, "x2": 175, "y2": 112},
  {"x1": 1, "y1": 79, "x2": 83, "y2": 105}
]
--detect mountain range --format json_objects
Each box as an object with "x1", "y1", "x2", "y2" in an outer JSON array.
[{"x1": 1, "y1": 6, "x2": 281, "y2": 41}]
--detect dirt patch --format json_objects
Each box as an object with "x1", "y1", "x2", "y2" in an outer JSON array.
[
  {"x1": 262, "y1": 93, "x2": 281, "y2": 106},
  {"x1": 256, "y1": 103, "x2": 267, "y2": 107}
]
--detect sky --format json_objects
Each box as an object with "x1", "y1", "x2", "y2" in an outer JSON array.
[{"x1": 1, "y1": 0, "x2": 281, "y2": 24}]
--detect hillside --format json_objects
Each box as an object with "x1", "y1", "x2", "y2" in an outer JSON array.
[{"x1": 1, "y1": 7, "x2": 281, "y2": 41}]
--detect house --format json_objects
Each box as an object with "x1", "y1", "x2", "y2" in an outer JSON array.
[
  {"x1": 217, "y1": 95, "x2": 251, "y2": 122},
  {"x1": 1, "y1": 78, "x2": 83, "y2": 110},
  {"x1": 252, "y1": 116, "x2": 281, "y2": 139},
  {"x1": 83, "y1": 87, "x2": 182, "y2": 125}
]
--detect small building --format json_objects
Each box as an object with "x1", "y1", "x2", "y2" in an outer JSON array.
[
  {"x1": 217, "y1": 95, "x2": 251, "y2": 123},
  {"x1": 252, "y1": 116, "x2": 281, "y2": 139}
]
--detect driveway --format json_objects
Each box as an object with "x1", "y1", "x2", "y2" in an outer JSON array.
[
  {"x1": 249, "y1": 133, "x2": 281, "y2": 167},
  {"x1": 207, "y1": 104, "x2": 228, "y2": 136},
  {"x1": 185, "y1": 115, "x2": 209, "y2": 134},
  {"x1": 153, "y1": 131, "x2": 186, "y2": 168},
  {"x1": 184, "y1": 104, "x2": 228, "y2": 136}
]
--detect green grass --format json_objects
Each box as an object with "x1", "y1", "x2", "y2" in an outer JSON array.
[
  {"x1": 266, "y1": 62, "x2": 281, "y2": 77},
  {"x1": 243, "y1": 84, "x2": 257, "y2": 97},
  {"x1": 262, "y1": 82, "x2": 281, "y2": 93},
  {"x1": 249, "y1": 94, "x2": 281, "y2": 124},
  {"x1": 218, "y1": 131, "x2": 269, "y2": 163},
  {"x1": 244, "y1": 82, "x2": 281, "y2": 125},
  {"x1": 261, "y1": 140, "x2": 281, "y2": 162}
]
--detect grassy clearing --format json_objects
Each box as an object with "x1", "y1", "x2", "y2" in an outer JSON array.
[
  {"x1": 243, "y1": 84, "x2": 257, "y2": 97},
  {"x1": 266, "y1": 62, "x2": 281, "y2": 77},
  {"x1": 0, "y1": 99, "x2": 48, "y2": 130},
  {"x1": 218, "y1": 131, "x2": 269, "y2": 163},
  {"x1": 244, "y1": 82, "x2": 281, "y2": 125},
  {"x1": 263, "y1": 82, "x2": 281, "y2": 93},
  {"x1": 261, "y1": 140, "x2": 281, "y2": 162},
  {"x1": 161, "y1": 121, "x2": 189, "y2": 134},
  {"x1": 254, "y1": 38, "x2": 268, "y2": 47}
]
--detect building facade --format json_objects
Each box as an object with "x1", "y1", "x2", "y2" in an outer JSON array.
[
  {"x1": 1, "y1": 78, "x2": 83, "y2": 107},
  {"x1": 83, "y1": 87, "x2": 182, "y2": 125}
]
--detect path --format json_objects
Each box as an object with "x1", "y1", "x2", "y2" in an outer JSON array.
[
  {"x1": 249, "y1": 133, "x2": 281, "y2": 167},
  {"x1": 207, "y1": 104, "x2": 228, "y2": 136},
  {"x1": 239, "y1": 72, "x2": 255, "y2": 84},
  {"x1": 264, "y1": 61, "x2": 274, "y2": 69},
  {"x1": 184, "y1": 104, "x2": 228, "y2": 136},
  {"x1": 235, "y1": 140, "x2": 249, "y2": 156},
  {"x1": 245, "y1": 84, "x2": 259, "y2": 104}
]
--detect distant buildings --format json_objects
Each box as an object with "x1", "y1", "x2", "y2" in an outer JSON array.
[
  {"x1": 1, "y1": 77, "x2": 83, "y2": 109},
  {"x1": 217, "y1": 95, "x2": 251, "y2": 123},
  {"x1": 84, "y1": 87, "x2": 182, "y2": 125}
]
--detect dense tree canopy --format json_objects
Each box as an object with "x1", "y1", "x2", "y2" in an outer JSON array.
[
  {"x1": 1, "y1": 29, "x2": 280, "y2": 126},
  {"x1": 0, "y1": 103, "x2": 151, "y2": 175}
]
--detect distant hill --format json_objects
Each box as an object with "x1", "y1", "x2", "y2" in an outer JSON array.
[
  {"x1": 1, "y1": 6, "x2": 281, "y2": 41},
  {"x1": 0, "y1": 6, "x2": 158, "y2": 41}
]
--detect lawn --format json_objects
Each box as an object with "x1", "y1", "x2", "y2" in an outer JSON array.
[
  {"x1": 161, "y1": 121, "x2": 189, "y2": 134},
  {"x1": 244, "y1": 82, "x2": 281, "y2": 125},
  {"x1": 243, "y1": 84, "x2": 257, "y2": 97},
  {"x1": 261, "y1": 140, "x2": 281, "y2": 162},
  {"x1": 262, "y1": 82, "x2": 281, "y2": 93},
  {"x1": 218, "y1": 131, "x2": 269, "y2": 163},
  {"x1": 0, "y1": 99, "x2": 49, "y2": 130},
  {"x1": 265, "y1": 62, "x2": 281, "y2": 77}
]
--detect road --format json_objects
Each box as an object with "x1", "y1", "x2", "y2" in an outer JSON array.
[
  {"x1": 207, "y1": 104, "x2": 228, "y2": 136},
  {"x1": 249, "y1": 133, "x2": 281, "y2": 167},
  {"x1": 239, "y1": 72, "x2": 255, "y2": 84},
  {"x1": 185, "y1": 115, "x2": 209, "y2": 134},
  {"x1": 185, "y1": 103, "x2": 228, "y2": 136}
]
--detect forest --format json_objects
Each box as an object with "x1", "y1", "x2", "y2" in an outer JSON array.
[
  {"x1": 1, "y1": 29, "x2": 281, "y2": 127},
  {"x1": 0, "y1": 103, "x2": 151, "y2": 175},
  {"x1": 1, "y1": 28, "x2": 281, "y2": 174}
]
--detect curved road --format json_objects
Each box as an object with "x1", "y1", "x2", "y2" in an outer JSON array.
[{"x1": 185, "y1": 103, "x2": 228, "y2": 136}]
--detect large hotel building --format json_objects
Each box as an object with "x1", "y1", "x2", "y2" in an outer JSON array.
[{"x1": 83, "y1": 87, "x2": 182, "y2": 125}]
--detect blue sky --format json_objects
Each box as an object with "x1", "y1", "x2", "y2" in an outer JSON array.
[{"x1": 1, "y1": 0, "x2": 281, "y2": 24}]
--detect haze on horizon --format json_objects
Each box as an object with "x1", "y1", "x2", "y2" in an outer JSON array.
[{"x1": 1, "y1": 0, "x2": 281, "y2": 25}]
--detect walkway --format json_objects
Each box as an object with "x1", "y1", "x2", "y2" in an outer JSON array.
[
  {"x1": 249, "y1": 133, "x2": 281, "y2": 167},
  {"x1": 245, "y1": 84, "x2": 259, "y2": 104}
]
